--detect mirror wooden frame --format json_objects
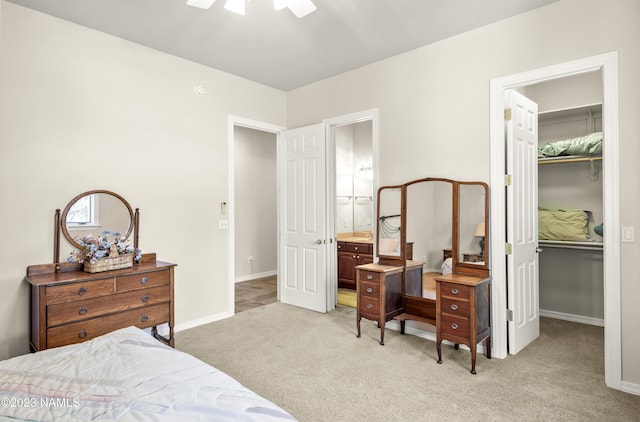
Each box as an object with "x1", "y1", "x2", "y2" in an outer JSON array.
[
  {"x1": 376, "y1": 178, "x2": 489, "y2": 277},
  {"x1": 54, "y1": 190, "x2": 139, "y2": 268}
]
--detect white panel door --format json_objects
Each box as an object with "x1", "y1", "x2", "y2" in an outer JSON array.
[
  {"x1": 278, "y1": 124, "x2": 328, "y2": 313},
  {"x1": 505, "y1": 89, "x2": 540, "y2": 354}
]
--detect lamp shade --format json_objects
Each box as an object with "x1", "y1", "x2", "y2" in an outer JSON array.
[{"x1": 474, "y1": 222, "x2": 485, "y2": 237}]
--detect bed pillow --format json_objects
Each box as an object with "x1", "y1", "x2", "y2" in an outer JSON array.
[{"x1": 538, "y1": 208, "x2": 590, "y2": 241}]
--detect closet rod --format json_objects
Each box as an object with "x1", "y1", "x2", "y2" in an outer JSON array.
[
  {"x1": 539, "y1": 241, "x2": 603, "y2": 251},
  {"x1": 538, "y1": 156, "x2": 602, "y2": 165}
]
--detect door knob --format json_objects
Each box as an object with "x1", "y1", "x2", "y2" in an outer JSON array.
[
  {"x1": 314, "y1": 239, "x2": 323, "y2": 245},
  {"x1": 536, "y1": 247, "x2": 543, "y2": 253}
]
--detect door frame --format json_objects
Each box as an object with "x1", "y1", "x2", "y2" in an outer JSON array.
[
  {"x1": 228, "y1": 115, "x2": 285, "y2": 314},
  {"x1": 323, "y1": 108, "x2": 380, "y2": 306},
  {"x1": 489, "y1": 52, "x2": 621, "y2": 388}
]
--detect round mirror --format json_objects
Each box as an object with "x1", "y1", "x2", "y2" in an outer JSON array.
[{"x1": 61, "y1": 190, "x2": 134, "y2": 251}]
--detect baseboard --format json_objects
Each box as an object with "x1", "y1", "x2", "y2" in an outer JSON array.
[
  {"x1": 540, "y1": 309, "x2": 604, "y2": 327},
  {"x1": 235, "y1": 270, "x2": 277, "y2": 283},
  {"x1": 620, "y1": 380, "x2": 640, "y2": 396},
  {"x1": 173, "y1": 311, "x2": 233, "y2": 333}
]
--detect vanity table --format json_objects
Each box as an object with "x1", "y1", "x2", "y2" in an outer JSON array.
[
  {"x1": 26, "y1": 190, "x2": 176, "y2": 351},
  {"x1": 357, "y1": 178, "x2": 491, "y2": 373}
]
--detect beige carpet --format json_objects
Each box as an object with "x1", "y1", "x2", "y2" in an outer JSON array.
[{"x1": 176, "y1": 302, "x2": 640, "y2": 422}]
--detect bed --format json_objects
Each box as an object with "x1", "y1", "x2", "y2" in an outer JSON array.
[{"x1": 0, "y1": 326, "x2": 296, "y2": 421}]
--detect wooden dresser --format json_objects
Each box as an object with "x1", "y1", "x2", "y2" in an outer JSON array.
[
  {"x1": 356, "y1": 261, "x2": 423, "y2": 345},
  {"x1": 435, "y1": 273, "x2": 491, "y2": 374},
  {"x1": 26, "y1": 253, "x2": 176, "y2": 352}
]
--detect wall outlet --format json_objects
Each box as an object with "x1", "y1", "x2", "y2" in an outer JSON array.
[
  {"x1": 248, "y1": 256, "x2": 254, "y2": 264},
  {"x1": 218, "y1": 220, "x2": 228, "y2": 229},
  {"x1": 622, "y1": 226, "x2": 634, "y2": 242}
]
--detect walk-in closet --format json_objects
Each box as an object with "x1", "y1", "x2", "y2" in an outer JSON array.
[{"x1": 525, "y1": 70, "x2": 604, "y2": 326}]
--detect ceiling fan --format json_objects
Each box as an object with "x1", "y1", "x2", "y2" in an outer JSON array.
[{"x1": 186, "y1": 0, "x2": 317, "y2": 18}]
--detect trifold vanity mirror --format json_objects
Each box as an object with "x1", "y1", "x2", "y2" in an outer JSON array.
[
  {"x1": 358, "y1": 177, "x2": 491, "y2": 374},
  {"x1": 376, "y1": 178, "x2": 489, "y2": 273}
]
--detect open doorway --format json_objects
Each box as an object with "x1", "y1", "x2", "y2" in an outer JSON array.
[
  {"x1": 233, "y1": 126, "x2": 278, "y2": 312},
  {"x1": 334, "y1": 120, "x2": 374, "y2": 308},
  {"x1": 489, "y1": 52, "x2": 621, "y2": 389},
  {"x1": 324, "y1": 109, "x2": 379, "y2": 309},
  {"x1": 228, "y1": 117, "x2": 285, "y2": 314}
]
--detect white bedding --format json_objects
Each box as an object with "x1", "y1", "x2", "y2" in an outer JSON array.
[{"x1": 0, "y1": 327, "x2": 296, "y2": 421}]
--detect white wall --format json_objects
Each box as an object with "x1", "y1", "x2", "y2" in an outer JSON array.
[
  {"x1": 287, "y1": 0, "x2": 640, "y2": 384},
  {"x1": 0, "y1": 2, "x2": 286, "y2": 359},
  {"x1": 233, "y1": 126, "x2": 277, "y2": 279}
]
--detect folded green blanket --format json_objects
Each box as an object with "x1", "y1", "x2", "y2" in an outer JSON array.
[{"x1": 538, "y1": 132, "x2": 602, "y2": 158}]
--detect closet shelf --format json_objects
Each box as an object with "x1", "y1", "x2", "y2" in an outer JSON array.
[
  {"x1": 539, "y1": 239, "x2": 603, "y2": 251},
  {"x1": 538, "y1": 155, "x2": 602, "y2": 165}
]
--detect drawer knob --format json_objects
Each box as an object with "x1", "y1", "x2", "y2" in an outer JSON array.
[
  {"x1": 366, "y1": 274, "x2": 373, "y2": 280},
  {"x1": 366, "y1": 303, "x2": 373, "y2": 309},
  {"x1": 451, "y1": 288, "x2": 459, "y2": 295},
  {"x1": 354, "y1": 246, "x2": 358, "y2": 250},
  {"x1": 141, "y1": 294, "x2": 150, "y2": 303},
  {"x1": 77, "y1": 287, "x2": 87, "y2": 295},
  {"x1": 450, "y1": 304, "x2": 458, "y2": 311},
  {"x1": 78, "y1": 330, "x2": 87, "y2": 339},
  {"x1": 451, "y1": 323, "x2": 459, "y2": 330},
  {"x1": 141, "y1": 315, "x2": 149, "y2": 323},
  {"x1": 78, "y1": 306, "x2": 88, "y2": 315},
  {"x1": 366, "y1": 287, "x2": 373, "y2": 293},
  {"x1": 141, "y1": 277, "x2": 149, "y2": 285}
]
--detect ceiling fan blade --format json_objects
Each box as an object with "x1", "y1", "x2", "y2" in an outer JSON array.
[
  {"x1": 286, "y1": 0, "x2": 316, "y2": 18},
  {"x1": 186, "y1": 0, "x2": 216, "y2": 10}
]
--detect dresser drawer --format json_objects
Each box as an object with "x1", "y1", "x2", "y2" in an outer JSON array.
[
  {"x1": 359, "y1": 281, "x2": 379, "y2": 298},
  {"x1": 358, "y1": 270, "x2": 380, "y2": 284},
  {"x1": 46, "y1": 303, "x2": 170, "y2": 349},
  {"x1": 47, "y1": 285, "x2": 170, "y2": 327},
  {"x1": 46, "y1": 278, "x2": 115, "y2": 305},
  {"x1": 440, "y1": 314, "x2": 470, "y2": 337},
  {"x1": 345, "y1": 242, "x2": 372, "y2": 254},
  {"x1": 358, "y1": 295, "x2": 380, "y2": 317},
  {"x1": 441, "y1": 296, "x2": 470, "y2": 316},
  {"x1": 440, "y1": 282, "x2": 471, "y2": 299},
  {"x1": 117, "y1": 270, "x2": 170, "y2": 292}
]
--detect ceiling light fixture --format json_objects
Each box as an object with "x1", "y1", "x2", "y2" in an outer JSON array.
[
  {"x1": 186, "y1": 0, "x2": 317, "y2": 18},
  {"x1": 224, "y1": 0, "x2": 246, "y2": 15},
  {"x1": 186, "y1": 0, "x2": 216, "y2": 9}
]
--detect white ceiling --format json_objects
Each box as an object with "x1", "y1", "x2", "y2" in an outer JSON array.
[{"x1": 6, "y1": 0, "x2": 561, "y2": 91}]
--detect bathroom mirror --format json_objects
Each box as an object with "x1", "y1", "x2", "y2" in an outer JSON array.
[
  {"x1": 335, "y1": 120, "x2": 374, "y2": 236},
  {"x1": 55, "y1": 190, "x2": 137, "y2": 264}
]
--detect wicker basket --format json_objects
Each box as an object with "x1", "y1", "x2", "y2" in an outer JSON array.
[{"x1": 84, "y1": 253, "x2": 134, "y2": 273}]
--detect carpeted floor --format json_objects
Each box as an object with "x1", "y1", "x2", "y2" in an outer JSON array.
[{"x1": 176, "y1": 302, "x2": 640, "y2": 422}]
